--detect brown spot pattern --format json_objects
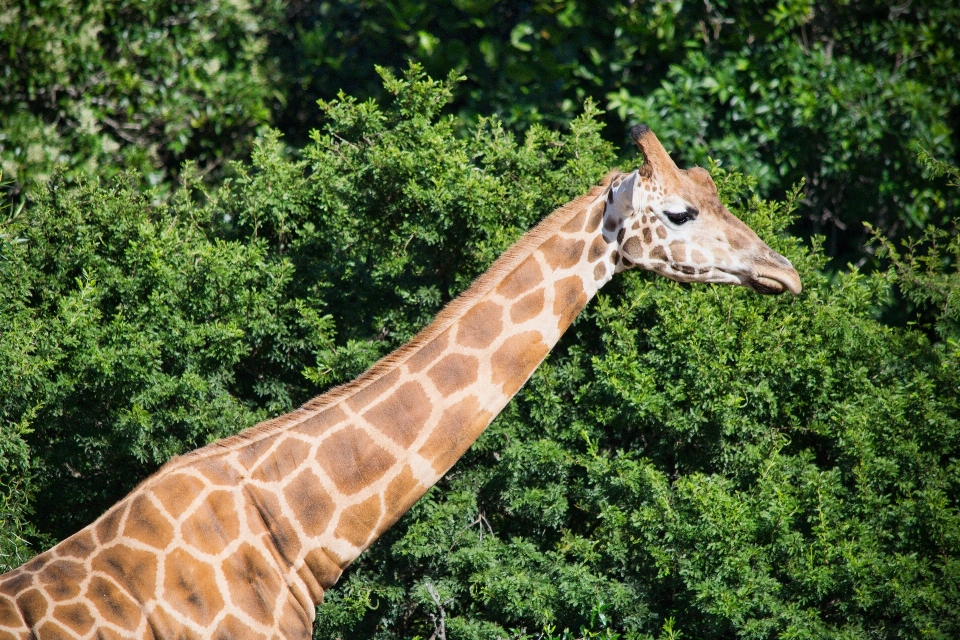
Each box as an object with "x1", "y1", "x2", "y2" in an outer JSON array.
[
  {"x1": 427, "y1": 354, "x2": 479, "y2": 396},
  {"x1": 252, "y1": 437, "x2": 312, "y2": 483},
  {"x1": 418, "y1": 396, "x2": 492, "y2": 474},
  {"x1": 292, "y1": 404, "x2": 348, "y2": 438},
  {"x1": 15, "y1": 590, "x2": 47, "y2": 627},
  {"x1": 456, "y1": 301, "x2": 503, "y2": 349},
  {"x1": 38, "y1": 560, "x2": 84, "y2": 602},
  {"x1": 553, "y1": 275, "x2": 588, "y2": 333},
  {"x1": 585, "y1": 202, "x2": 604, "y2": 232},
  {"x1": 345, "y1": 369, "x2": 401, "y2": 413},
  {"x1": 510, "y1": 289, "x2": 545, "y2": 324},
  {"x1": 302, "y1": 548, "x2": 343, "y2": 591},
  {"x1": 622, "y1": 236, "x2": 643, "y2": 259},
  {"x1": 35, "y1": 621, "x2": 71, "y2": 640},
  {"x1": 222, "y1": 544, "x2": 282, "y2": 627},
  {"x1": 247, "y1": 489, "x2": 302, "y2": 567},
  {"x1": 283, "y1": 469, "x2": 334, "y2": 537},
  {"x1": 655, "y1": 225, "x2": 667, "y2": 240},
  {"x1": 725, "y1": 227, "x2": 750, "y2": 251},
  {"x1": 363, "y1": 381, "x2": 433, "y2": 447},
  {"x1": 561, "y1": 209, "x2": 586, "y2": 232},
  {"x1": 316, "y1": 426, "x2": 395, "y2": 495},
  {"x1": 691, "y1": 249, "x2": 706, "y2": 264},
  {"x1": 153, "y1": 474, "x2": 206, "y2": 519},
  {"x1": 149, "y1": 607, "x2": 201, "y2": 640},
  {"x1": 650, "y1": 245, "x2": 668, "y2": 262},
  {"x1": 21, "y1": 556, "x2": 47, "y2": 574},
  {"x1": 55, "y1": 531, "x2": 95, "y2": 559},
  {"x1": 0, "y1": 596, "x2": 21, "y2": 628},
  {"x1": 383, "y1": 467, "x2": 424, "y2": 524},
  {"x1": 214, "y1": 614, "x2": 266, "y2": 640},
  {"x1": 587, "y1": 235, "x2": 608, "y2": 262},
  {"x1": 52, "y1": 603, "x2": 94, "y2": 635},
  {"x1": 163, "y1": 549, "x2": 225, "y2": 626},
  {"x1": 277, "y1": 597, "x2": 312, "y2": 640},
  {"x1": 123, "y1": 495, "x2": 174, "y2": 550},
  {"x1": 669, "y1": 241, "x2": 686, "y2": 263},
  {"x1": 496, "y1": 256, "x2": 542, "y2": 299},
  {"x1": 93, "y1": 625, "x2": 126, "y2": 640},
  {"x1": 93, "y1": 506, "x2": 123, "y2": 545},
  {"x1": 181, "y1": 490, "x2": 241, "y2": 555},
  {"x1": 539, "y1": 236, "x2": 585, "y2": 270},
  {"x1": 236, "y1": 436, "x2": 276, "y2": 471},
  {"x1": 593, "y1": 262, "x2": 607, "y2": 281},
  {"x1": 195, "y1": 459, "x2": 240, "y2": 486},
  {"x1": 87, "y1": 575, "x2": 140, "y2": 631},
  {"x1": 0, "y1": 571, "x2": 32, "y2": 598},
  {"x1": 333, "y1": 495, "x2": 382, "y2": 547},
  {"x1": 491, "y1": 332, "x2": 550, "y2": 396},
  {"x1": 642, "y1": 227, "x2": 652, "y2": 244},
  {"x1": 405, "y1": 331, "x2": 449, "y2": 374},
  {"x1": 91, "y1": 545, "x2": 157, "y2": 604}
]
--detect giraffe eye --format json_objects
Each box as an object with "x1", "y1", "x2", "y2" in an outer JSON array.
[{"x1": 664, "y1": 208, "x2": 697, "y2": 225}]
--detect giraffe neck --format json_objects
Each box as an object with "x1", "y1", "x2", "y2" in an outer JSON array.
[
  {"x1": 0, "y1": 174, "x2": 621, "y2": 640},
  {"x1": 188, "y1": 172, "x2": 621, "y2": 588}
]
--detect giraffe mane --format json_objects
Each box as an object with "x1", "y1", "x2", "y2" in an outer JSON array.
[{"x1": 161, "y1": 170, "x2": 620, "y2": 471}]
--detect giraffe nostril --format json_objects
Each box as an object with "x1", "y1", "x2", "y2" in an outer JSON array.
[{"x1": 769, "y1": 250, "x2": 793, "y2": 268}]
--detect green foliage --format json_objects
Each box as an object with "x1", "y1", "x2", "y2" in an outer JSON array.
[
  {"x1": 6, "y1": 0, "x2": 958, "y2": 268},
  {"x1": 0, "y1": 64, "x2": 615, "y2": 541},
  {"x1": 0, "y1": 0, "x2": 285, "y2": 195},
  {"x1": 874, "y1": 152, "x2": 960, "y2": 351},
  {"x1": 0, "y1": 167, "x2": 322, "y2": 538},
  {"x1": 217, "y1": 64, "x2": 616, "y2": 387},
  {"x1": 1, "y1": 67, "x2": 958, "y2": 639},
  {"x1": 311, "y1": 126, "x2": 960, "y2": 637},
  {"x1": 278, "y1": 0, "x2": 960, "y2": 266},
  {"x1": 607, "y1": 0, "x2": 960, "y2": 266},
  {"x1": 0, "y1": 176, "x2": 44, "y2": 571}
]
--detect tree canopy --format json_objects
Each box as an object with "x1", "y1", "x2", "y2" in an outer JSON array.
[
  {"x1": 3, "y1": 67, "x2": 959, "y2": 638},
  {"x1": 2, "y1": 1, "x2": 959, "y2": 638},
  {"x1": 4, "y1": 0, "x2": 956, "y2": 265}
]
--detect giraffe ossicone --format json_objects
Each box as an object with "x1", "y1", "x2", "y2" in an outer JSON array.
[{"x1": 0, "y1": 127, "x2": 800, "y2": 639}]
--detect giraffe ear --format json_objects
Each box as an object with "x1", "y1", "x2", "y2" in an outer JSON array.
[{"x1": 608, "y1": 170, "x2": 640, "y2": 219}]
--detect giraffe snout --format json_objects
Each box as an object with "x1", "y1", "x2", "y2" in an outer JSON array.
[
  {"x1": 769, "y1": 250, "x2": 794, "y2": 269},
  {"x1": 751, "y1": 249, "x2": 802, "y2": 296}
]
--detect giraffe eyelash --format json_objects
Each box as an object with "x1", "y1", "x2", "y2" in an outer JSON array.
[{"x1": 664, "y1": 207, "x2": 698, "y2": 225}]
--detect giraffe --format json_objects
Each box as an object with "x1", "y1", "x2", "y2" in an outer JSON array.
[{"x1": 0, "y1": 125, "x2": 801, "y2": 639}]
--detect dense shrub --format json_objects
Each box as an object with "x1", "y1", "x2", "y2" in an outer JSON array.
[
  {"x1": 0, "y1": 0, "x2": 284, "y2": 194},
  {"x1": 4, "y1": 1, "x2": 958, "y2": 269},
  {"x1": 279, "y1": 0, "x2": 960, "y2": 265},
  {"x1": 0, "y1": 66, "x2": 615, "y2": 541},
  {"x1": 2, "y1": 68, "x2": 958, "y2": 637}
]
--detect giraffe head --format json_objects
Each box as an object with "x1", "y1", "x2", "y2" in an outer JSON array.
[{"x1": 604, "y1": 125, "x2": 801, "y2": 295}]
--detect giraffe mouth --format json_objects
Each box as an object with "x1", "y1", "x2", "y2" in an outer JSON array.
[
  {"x1": 741, "y1": 249, "x2": 803, "y2": 295},
  {"x1": 748, "y1": 273, "x2": 802, "y2": 296}
]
